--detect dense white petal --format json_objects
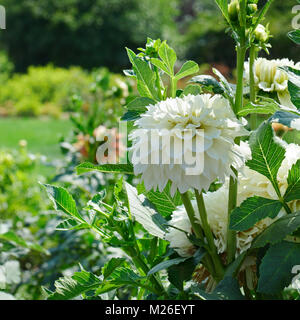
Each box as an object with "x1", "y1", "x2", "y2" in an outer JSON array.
[{"x1": 129, "y1": 94, "x2": 248, "y2": 195}]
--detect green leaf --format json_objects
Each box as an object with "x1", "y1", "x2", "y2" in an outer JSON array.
[
  {"x1": 180, "y1": 84, "x2": 202, "y2": 97},
  {"x1": 288, "y1": 29, "x2": 300, "y2": 45},
  {"x1": 125, "y1": 182, "x2": 167, "y2": 238},
  {"x1": 47, "y1": 270, "x2": 101, "y2": 300},
  {"x1": 284, "y1": 160, "x2": 300, "y2": 202},
  {"x1": 212, "y1": 277, "x2": 245, "y2": 300},
  {"x1": 281, "y1": 66, "x2": 300, "y2": 109},
  {"x1": 148, "y1": 257, "x2": 189, "y2": 276},
  {"x1": 215, "y1": 0, "x2": 230, "y2": 23},
  {"x1": 137, "y1": 181, "x2": 182, "y2": 218},
  {"x1": 238, "y1": 100, "x2": 280, "y2": 117},
  {"x1": 213, "y1": 68, "x2": 234, "y2": 98},
  {"x1": 56, "y1": 219, "x2": 89, "y2": 231},
  {"x1": 189, "y1": 75, "x2": 224, "y2": 94},
  {"x1": 121, "y1": 97, "x2": 155, "y2": 122},
  {"x1": 252, "y1": 212, "x2": 300, "y2": 249},
  {"x1": 168, "y1": 258, "x2": 198, "y2": 291},
  {"x1": 0, "y1": 231, "x2": 47, "y2": 254},
  {"x1": 126, "y1": 97, "x2": 155, "y2": 112},
  {"x1": 102, "y1": 258, "x2": 126, "y2": 280},
  {"x1": 269, "y1": 110, "x2": 300, "y2": 131},
  {"x1": 246, "y1": 122, "x2": 285, "y2": 194},
  {"x1": 158, "y1": 41, "x2": 177, "y2": 76},
  {"x1": 126, "y1": 48, "x2": 158, "y2": 100},
  {"x1": 230, "y1": 196, "x2": 283, "y2": 231},
  {"x1": 150, "y1": 58, "x2": 170, "y2": 75},
  {"x1": 76, "y1": 162, "x2": 134, "y2": 175},
  {"x1": 257, "y1": 241, "x2": 300, "y2": 294},
  {"x1": 121, "y1": 110, "x2": 143, "y2": 121},
  {"x1": 174, "y1": 61, "x2": 199, "y2": 80},
  {"x1": 41, "y1": 184, "x2": 84, "y2": 222}
]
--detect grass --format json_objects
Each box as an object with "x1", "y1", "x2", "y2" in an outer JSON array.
[
  {"x1": 0, "y1": 117, "x2": 72, "y2": 160},
  {"x1": 0, "y1": 117, "x2": 73, "y2": 176}
]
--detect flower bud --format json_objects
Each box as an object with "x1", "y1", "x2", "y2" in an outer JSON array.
[
  {"x1": 247, "y1": 3, "x2": 257, "y2": 15},
  {"x1": 228, "y1": 0, "x2": 240, "y2": 22},
  {"x1": 254, "y1": 24, "x2": 269, "y2": 42}
]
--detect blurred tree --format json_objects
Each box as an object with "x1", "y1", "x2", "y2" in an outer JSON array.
[
  {"x1": 176, "y1": 0, "x2": 300, "y2": 68},
  {"x1": 0, "y1": 0, "x2": 179, "y2": 72}
]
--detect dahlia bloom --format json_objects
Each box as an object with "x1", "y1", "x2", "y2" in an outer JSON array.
[
  {"x1": 244, "y1": 58, "x2": 300, "y2": 109},
  {"x1": 129, "y1": 94, "x2": 248, "y2": 196},
  {"x1": 166, "y1": 142, "x2": 300, "y2": 257}
]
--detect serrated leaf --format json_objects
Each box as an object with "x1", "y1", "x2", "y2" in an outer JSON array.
[
  {"x1": 246, "y1": 122, "x2": 285, "y2": 194},
  {"x1": 47, "y1": 270, "x2": 101, "y2": 300},
  {"x1": 121, "y1": 97, "x2": 155, "y2": 121},
  {"x1": 137, "y1": 182, "x2": 182, "y2": 218},
  {"x1": 180, "y1": 84, "x2": 202, "y2": 97},
  {"x1": 126, "y1": 48, "x2": 158, "y2": 100},
  {"x1": 168, "y1": 258, "x2": 196, "y2": 291},
  {"x1": 76, "y1": 162, "x2": 134, "y2": 175},
  {"x1": 257, "y1": 241, "x2": 300, "y2": 294},
  {"x1": 42, "y1": 184, "x2": 84, "y2": 222},
  {"x1": 269, "y1": 110, "x2": 300, "y2": 131},
  {"x1": 150, "y1": 58, "x2": 170, "y2": 75},
  {"x1": 0, "y1": 231, "x2": 47, "y2": 254},
  {"x1": 126, "y1": 97, "x2": 155, "y2": 111},
  {"x1": 230, "y1": 196, "x2": 283, "y2": 231},
  {"x1": 174, "y1": 61, "x2": 199, "y2": 80},
  {"x1": 281, "y1": 66, "x2": 300, "y2": 109},
  {"x1": 238, "y1": 100, "x2": 280, "y2": 117},
  {"x1": 56, "y1": 219, "x2": 89, "y2": 231},
  {"x1": 125, "y1": 182, "x2": 167, "y2": 238},
  {"x1": 102, "y1": 258, "x2": 126, "y2": 280},
  {"x1": 121, "y1": 110, "x2": 143, "y2": 121},
  {"x1": 288, "y1": 30, "x2": 300, "y2": 45},
  {"x1": 215, "y1": 0, "x2": 230, "y2": 23},
  {"x1": 284, "y1": 160, "x2": 300, "y2": 202},
  {"x1": 252, "y1": 212, "x2": 300, "y2": 249},
  {"x1": 189, "y1": 75, "x2": 224, "y2": 94},
  {"x1": 213, "y1": 68, "x2": 234, "y2": 97},
  {"x1": 158, "y1": 41, "x2": 177, "y2": 76},
  {"x1": 212, "y1": 277, "x2": 245, "y2": 300},
  {"x1": 148, "y1": 257, "x2": 189, "y2": 276}
]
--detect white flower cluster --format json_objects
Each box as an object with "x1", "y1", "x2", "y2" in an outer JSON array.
[
  {"x1": 244, "y1": 58, "x2": 300, "y2": 109},
  {"x1": 166, "y1": 142, "x2": 300, "y2": 257},
  {"x1": 129, "y1": 94, "x2": 248, "y2": 196}
]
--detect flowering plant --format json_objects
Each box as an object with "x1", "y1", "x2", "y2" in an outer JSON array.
[{"x1": 43, "y1": 0, "x2": 300, "y2": 300}]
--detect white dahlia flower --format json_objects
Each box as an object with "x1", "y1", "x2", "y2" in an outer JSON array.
[
  {"x1": 129, "y1": 94, "x2": 248, "y2": 196},
  {"x1": 166, "y1": 142, "x2": 300, "y2": 257},
  {"x1": 244, "y1": 58, "x2": 300, "y2": 109}
]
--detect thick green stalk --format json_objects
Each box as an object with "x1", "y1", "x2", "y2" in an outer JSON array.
[
  {"x1": 180, "y1": 192, "x2": 218, "y2": 278},
  {"x1": 170, "y1": 77, "x2": 177, "y2": 98},
  {"x1": 249, "y1": 45, "x2": 258, "y2": 130},
  {"x1": 234, "y1": 45, "x2": 247, "y2": 114},
  {"x1": 227, "y1": 167, "x2": 238, "y2": 264},
  {"x1": 194, "y1": 190, "x2": 224, "y2": 280},
  {"x1": 180, "y1": 192, "x2": 204, "y2": 240}
]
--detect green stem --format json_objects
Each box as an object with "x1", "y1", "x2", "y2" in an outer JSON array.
[
  {"x1": 234, "y1": 44, "x2": 247, "y2": 115},
  {"x1": 194, "y1": 190, "x2": 225, "y2": 280},
  {"x1": 249, "y1": 45, "x2": 258, "y2": 130},
  {"x1": 180, "y1": 192, "x2": 204, "y2": 240},
  {"x1": 227, "y1": 167, "x2": 238, "y2": 265},
  {"x1": 170, "y1": 77, "x2": 177, "y2": 98},
  {"x1": 154, "y1": 66, "x2": 163, "y2": 100}
]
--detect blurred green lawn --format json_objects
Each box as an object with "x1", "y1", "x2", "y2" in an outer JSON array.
[{"x1": 0, "y1": 117, "x2": 72, "y2": 160}]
